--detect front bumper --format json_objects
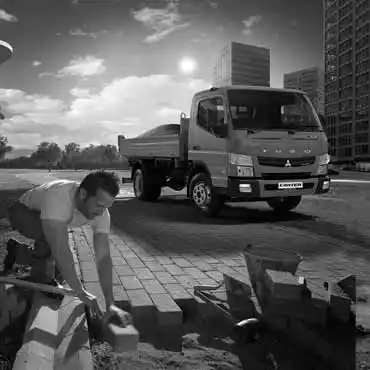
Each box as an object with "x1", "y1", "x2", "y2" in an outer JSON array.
[{"x1": 219, "y1": 176, "x2": 331, "y2": 200}]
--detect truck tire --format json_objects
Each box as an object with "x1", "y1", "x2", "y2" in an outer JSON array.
[
  {"x1": 266, "y1": 196, "x2": 302, "y2": 212},
  {"x1": 133, "y1": 168, "x2": 161, "y2": 201},
  {"x1": 189, "y1": 173, "x2": 225, "y2": 217}
]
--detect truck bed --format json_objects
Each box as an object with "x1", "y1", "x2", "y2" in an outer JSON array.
[{"x1": 118, "y1": 134, "x2": 181, "y2": 159}]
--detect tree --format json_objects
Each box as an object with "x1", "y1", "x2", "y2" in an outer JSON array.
[
  {"x1": 0, "y1": 135, "x2": 13, "y2": 160},
  {"x1": 31, "y1": 142, "x2": 62, "y2": 166}
]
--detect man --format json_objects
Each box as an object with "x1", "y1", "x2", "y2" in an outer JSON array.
[{"x1": 4, "y1": 171, "x2": 130, "y2": 322}]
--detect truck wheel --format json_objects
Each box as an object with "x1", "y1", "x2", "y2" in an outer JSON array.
[
  {"x1": 266, "y1": 196, "x2": 302, "y2": 212},
  {"x1": 189, "y1": 173, "x2": 224, "y2": 217},
  {"x1": 133, "y1": 168, "x2": 161, "y2": 201}
]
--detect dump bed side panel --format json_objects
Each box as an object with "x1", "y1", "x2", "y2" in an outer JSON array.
[{"x1": 118, "y1": 135, "x2": 180, "y2": 159}]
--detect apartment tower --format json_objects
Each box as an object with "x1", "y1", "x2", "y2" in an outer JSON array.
[
  {"x1": 212, "y1": 42, "x2": 270, "y2": 87},
  {"x1": 324, "y1": 0, "x2": 370, "y2": 162},
  {"x1": 284, "y1": 67, "x2": 325, "y2": 115}
]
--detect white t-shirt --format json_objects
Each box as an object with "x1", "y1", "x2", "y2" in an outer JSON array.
[{"x1": 19, "y1": 179, "x2": 110, "y2": 234}]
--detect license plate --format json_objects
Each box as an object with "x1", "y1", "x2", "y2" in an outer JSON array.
[{"x1": 278, "y1": 182, "x2": 303, "y2": 190}]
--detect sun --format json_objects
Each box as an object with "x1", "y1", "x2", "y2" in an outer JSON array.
[{"x1": 178, "y1": 57, "x2": 198, "y2": 75}]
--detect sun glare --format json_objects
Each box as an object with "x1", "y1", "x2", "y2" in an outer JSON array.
[{"x1": 179, "y1": 57, "x2": 198, "y2": 75}]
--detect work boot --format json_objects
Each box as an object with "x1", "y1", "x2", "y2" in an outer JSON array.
[{"x1": 2, "y1": 238, "x2": 30, "y2": 272}]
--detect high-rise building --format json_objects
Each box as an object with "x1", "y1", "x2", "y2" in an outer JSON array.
[
  {"x1": 212, "y1": 42, "x2": 270, "y2": 87},
  {"x1": 324, "y1": 0, "x2": 370, "y2": 162},
  {"x1": 284, "y1": 67, "x2": 325, "y2": 115}
]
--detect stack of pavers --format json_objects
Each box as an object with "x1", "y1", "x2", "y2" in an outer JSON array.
[{"x1": 223, "y1": 244, "x2": 356, "y2": 370}]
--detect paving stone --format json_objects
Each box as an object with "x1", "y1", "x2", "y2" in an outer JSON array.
[
  {"x1": 182, "y1": 267, "x2": 209, "y2": 280},
  {"x1": 142, "y1": 279, "x2": 166, "y2": 294},
  {"x1": 221, "y1": 258, "x2": 240, "y2": 267},
  {"x1": 150, "y1": 293, "x2": 183, "y2": 326},
  {"x1": 135, "y1": 268, "x2": 156, "y2": 280},
  {"x1": 194, "y1": 278, "x2": 218, "y2": 287},
  {"x1": 114, "y1": 266, "x2": 135, "y2": 276},
  {"x1": 111, "y1": 257, "x2": 127, "y2": 266},
  {"x1": 156, "y1": 256, "x2": 173, "y2": 265},
  {"x1": 113, "y1": 285, "x2": 130, "y2": 311},
  {"x1": 144, "y1": 261, "x2": 166, "y2": 272},
  {"x1": 126, "y1": 257, "x2": 146, "y2": 269},
  {"x1": 172, "y1": 258, "x2": 193, "y2": 268},
  {"x1": 79, "y1": 261, "x2": 96, "y2": 270},
  {"x1": 120, "y1": 276, "x2": 143, "y2": 290},
  {"x1": 188, "y1": 260, "x2": 214, "y2": 271},
  {"x1": 153, "y1": 271, "x2": 177, "y2": 284},
  {"x1": 126, "y1": 289, "x2": 156, "y2": 338},
  {"x1": 81, "y1": 269, "x2": 99, "y2": 283},
  {"x1": 164, "y1": 264, "x2": 185, "y2": 276},
  {"x1": 84, "y1": 282, "x2": 105, "y2": 309},
  {"x1": 203, "y1": 256, "x2": 220, "y2": 264},
  {"x1": 163, "y1": 284, "x2": 193, "y2": 301},
  {"x1": 205, "y1": 270, "x2": 224, "y2": 282}
]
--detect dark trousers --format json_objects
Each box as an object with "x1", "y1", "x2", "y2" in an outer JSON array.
[{"x1": 7, "y1": 201, "x2": 57, "y2": 283}]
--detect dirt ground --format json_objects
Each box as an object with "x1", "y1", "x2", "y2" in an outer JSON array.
[{"x1": 0, "y1": 169, "x2": 368, "y2": 369}]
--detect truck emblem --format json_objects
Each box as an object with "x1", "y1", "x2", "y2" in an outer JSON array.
[
  {"x1": 285, "y1": 160, "x2": 292, "y2": 167},
  {"x1": 304, "y1": 148, "x2": 312, "y2": 153},
  {"x1": 289, "y1": 149, "x2": 296, "y2": 153}
]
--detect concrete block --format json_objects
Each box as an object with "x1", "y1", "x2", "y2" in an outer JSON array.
[
  {"x1": 151, "y1": 293, "x2": 183, "y2": 326},
  {"x1": 163, "y1": 284, "x2": 197, "y2": 317},
  {"x1": 326, "y1": 282, "x2": 352, "y2": 322},
  {"x1": 183, "y1": 267, "x2": 209, "y2": 280},
  {"x1": 141, "y1": 279, "x2": 166, "y2": 294},
  {"x1": 265, "y1": 296, "x2": 328, "y2": 326},
  {"x1": 79, "y1": 261, "x2": 96, "y2": 271},
  {"x1": 172, "y1": 258, "x2": 193, "y2": 268},
  {"x1": 223, "y1": 271, "x2": 252, "y2": 296},
  {"x1": 338, "y1": 274, "x2": 356, "y2": 302},
  {"x1": 175, "y1": 275, "x2": 195, "y2": 289},
  {"x1": 127, "y1": 289, "x2": 156, "y2": 337},
  {"x1": 104, "y1": 323, "x2": 139, "y2": 353},
  {"x1": 263, "y1": 270, "x2": 307, "y2": 300}
]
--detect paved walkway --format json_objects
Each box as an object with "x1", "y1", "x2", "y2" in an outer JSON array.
[{"x1": 70, "y1": 221, "x2": 368, "y2": 329}]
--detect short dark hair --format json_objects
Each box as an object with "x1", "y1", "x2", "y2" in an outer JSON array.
[{"x1": 79, "y1": 171, "x2": 120, "y2": 198}]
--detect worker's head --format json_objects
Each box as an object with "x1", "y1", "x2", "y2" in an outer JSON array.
[{"x1": 76, "y1": 171, "x2": 120, "y2": 219}]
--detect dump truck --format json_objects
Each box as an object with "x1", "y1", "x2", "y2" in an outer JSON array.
[{"x1": 118, "y1": 85, "x2": 331, "y2": 217}]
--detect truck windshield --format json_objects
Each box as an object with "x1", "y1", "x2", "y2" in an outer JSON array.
[{"x1": 227, "y1": 90, "x2": 323, "y2": 132}]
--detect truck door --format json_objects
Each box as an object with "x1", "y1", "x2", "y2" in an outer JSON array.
[{"x1": 188, "y1": 96, "x2": 229, "y2": 188}]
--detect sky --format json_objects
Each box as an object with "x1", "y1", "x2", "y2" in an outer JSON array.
[{"x1": 0, "y1": 0, "x2": 324, "y2": 152}]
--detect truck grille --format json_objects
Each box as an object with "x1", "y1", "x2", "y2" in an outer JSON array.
[
  {"x1": 261, "y1": 173, "x2": 312, "y2": 180},
  {"x1": 258, "y1": 156, "x2": 316, "y2": 167}
]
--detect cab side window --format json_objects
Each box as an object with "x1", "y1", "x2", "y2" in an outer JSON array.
[{"x1": 197, "y1": 97, "x2": 226, "y2": 137}]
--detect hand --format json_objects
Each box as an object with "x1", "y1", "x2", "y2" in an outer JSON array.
[
  {"x1": 78, "y1": 289, "x2": 103, "y2": 319},
  {"x1": 104, "y1": 304, "x2": 132, "y2": 327}
]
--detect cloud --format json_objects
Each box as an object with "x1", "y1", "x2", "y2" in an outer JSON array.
[
  {"x1": 290, "y1": 20, "x2": 299, "y2": 27},
  {"x1": 32, "y1": 61, "x2": 42, "y2": 67},
  {"x1": 208, "y1": 1, "x2": 219, "y2": 9},
  {"x1": 132, "y1": 0, "x2": 190, "y2": 43},
  {"x1": 0, "y1": 9, "x2": 18, "y2": 22},
  {"x1": 242, "y1": 15, "x2": 261, "y2": 36},
  {"x1": 57, "y1": 56, "x2": 106, "y2": 78},
  {"x1": 69, "y1": 28, "x2": 98, "y2": 39},
  {"x1": 0, "y1": 74, "x2": 210, "y2": 148}
]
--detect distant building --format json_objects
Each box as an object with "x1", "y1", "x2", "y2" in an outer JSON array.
[
  {"x1": 212, "y1": 42, "x2": 270, "y2": 87},
  {"x1": 284, "y1": 67, "x2": 325, "y2": 115},
  {"x1": 324, "y1": 0, "x2": 370, "y2": 162}
]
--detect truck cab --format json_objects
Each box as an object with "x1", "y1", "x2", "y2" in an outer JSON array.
[{"x1": 119, "y1": 85, "x2": 331, "y2": 217}]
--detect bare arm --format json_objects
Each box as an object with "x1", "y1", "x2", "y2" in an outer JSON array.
[
  {"x1": 93, "y1": 232, "x2": 113, "y2": 310},
  {"x1": 41, "y1": 220, "x2": 85, "y2": 296}
]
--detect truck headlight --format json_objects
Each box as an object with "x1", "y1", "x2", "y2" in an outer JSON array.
[
  {"x1": 229, "y1": 154, "x2": 253, "y2": 166},
  {"x1": 229, "y1": 154, "x2": 254, "y2": 176},
  {"x1": 317, "y1": 153, "x2": 330, "y2": 175}
]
